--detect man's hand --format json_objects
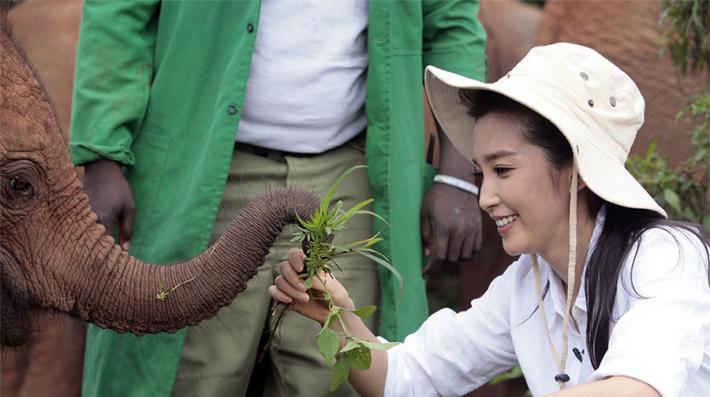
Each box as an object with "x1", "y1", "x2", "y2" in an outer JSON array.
[
  {"x1": 420, "y1": 103, "x2": 483, "y2": 277},
  {"x1": 421, "y1": 183, "x2": 482, "y2": 277},
  {"x1": 82, "y1": 159, "x2": 135, "y2": 249}
]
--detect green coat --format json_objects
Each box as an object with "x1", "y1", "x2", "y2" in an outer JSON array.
[{"x1": 70, "y1": 1, "x2": 486, "y2": 395}]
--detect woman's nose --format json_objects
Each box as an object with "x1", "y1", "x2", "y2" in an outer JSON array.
[{"x1": 478, "y1": 178, "x2": 499, "y2": 214}]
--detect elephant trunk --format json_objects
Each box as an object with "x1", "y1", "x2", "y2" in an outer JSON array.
[{"x1": 59, "y1": 187, "x2": 318, "y2": 334}]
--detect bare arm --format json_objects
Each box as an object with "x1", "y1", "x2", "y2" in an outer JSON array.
[
  {"x1": 420, "y1": 90, "x2": 482, "y2": 277},
  {"x1": 337, "y1": 312, "x2": 388, "y2": 397},
  {"x1": 544, "y1": 376, "x2": 660, "y2": 397}
]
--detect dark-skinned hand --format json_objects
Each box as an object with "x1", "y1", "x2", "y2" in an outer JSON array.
[
  {"x1": 420, "y1": 182, "x2": 482, "y2": 277},
  {"x1": 420, "y1": 102, "x2": 483, "y2": 278},
  {"x1": 82, "y1": 159, "x2": 135, "y2": 250}
]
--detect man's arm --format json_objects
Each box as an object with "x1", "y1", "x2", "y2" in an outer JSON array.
[
  {"x1": 420, "y1": 102, "x2": 482, "y2": 276},
  {"x1": 421, "y1": 0, "x2": 487, "y2": 80},
  {"x1": 420, "y1": 0, "x2": 487, "y2": 276},
  {"x1": 70, "y1": 0, "x2": 159, "y2": 244},
  {"x1": 70, "y1": 0, "x2": 160, "y2": 167}
]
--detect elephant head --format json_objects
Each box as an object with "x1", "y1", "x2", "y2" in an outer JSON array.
[{"x1": 0, "y1": 19, "x2": 318, "y2": 346}]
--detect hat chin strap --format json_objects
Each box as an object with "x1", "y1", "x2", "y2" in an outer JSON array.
[{"x1": 532, "y1": 164, "x2": 578, "y2": 390}]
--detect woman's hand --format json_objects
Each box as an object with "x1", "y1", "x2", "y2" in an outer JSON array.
[
  {"x1": 270, "y1": 248, "x2": 388, "y2": 397},
  {"x1": 268, "y1": 248, "x2": 355, "y2": 324}
]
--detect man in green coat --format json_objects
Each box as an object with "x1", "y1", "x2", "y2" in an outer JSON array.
[{"x1": 70, "y1": 1, "x2": 486, "y2": 396}]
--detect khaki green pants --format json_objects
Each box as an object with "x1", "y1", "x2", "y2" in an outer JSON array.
[{"x1": 172, "y1": 140, "x2": 378, "y2": 397}]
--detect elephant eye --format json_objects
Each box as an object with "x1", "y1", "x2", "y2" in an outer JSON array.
[
  {"x1": 10, "y1": 177, "x2": 33, "y2": 196},
  {"x1": 3, "y1": 175, "x2": 37, "y2": 208},
  {"x1": 1, "y1": 159, "x2": 42, "y2": 210}
]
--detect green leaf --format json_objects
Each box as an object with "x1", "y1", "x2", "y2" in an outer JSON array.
[
  {"x1": 333, "y1": 200, "x2": 344, "y2": 212},
  {"x1": 321, "y1": 165, "x2": 368, "y2": 213},
  {"x1": 350, "y1": 305, "x2": 377, "y2": 318},
  {"x1": 354, "y1": 248, "x2": 404, "y2": 306},
  {"x1": 490, "y1": 366, "x2": 524, "y2": 385},
  {"x1": 341, "y1": 237, "x2": 382, "y2": 251},
  {"x1": 344, "y1": 345, "x2": 372, "y2": 370},
  {"x1": 332, "y1": 198, "x2": 374, "y2": 227},
  {"x1": 339, "y1": 339, "x2": 361, "y2": 353},
  {"x1": 355, "y1": 210, "x2": 390, "y2": 226},
  {"x1": 317, "y1": 327, "x2": 340, "y2": 366},
  {"x1": 329, "y1": 357, "x2": 351, "y2": 391},
  {"x1": 321, "y1": 305, "x2": 340, "y2": 330},
  {"x1": 663, "y1": 188, "x2": 682, "y2": 213},
  {"x1": 361, "y1": 341, "x2": 400, "y2": 350}
]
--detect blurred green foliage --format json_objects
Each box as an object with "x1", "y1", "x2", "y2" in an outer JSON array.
[
  {"x1": 659, "y1": 0, "x2": 709, "y2": 75},
  {"x1": 627, "y1": 0, "x2": 709, "y2": 230}
]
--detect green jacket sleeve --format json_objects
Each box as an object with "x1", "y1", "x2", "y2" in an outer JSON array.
[
  {"x1": 422, "y1": 0, "x2": 487, "y2": 82},
  {"x1": 69, "y1": 0, "x2": 160, "y2": 166}
]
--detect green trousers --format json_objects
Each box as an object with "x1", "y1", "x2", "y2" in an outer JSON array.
[{"x1": 172, "y1": 140, "x2": 378, "y2": 397}]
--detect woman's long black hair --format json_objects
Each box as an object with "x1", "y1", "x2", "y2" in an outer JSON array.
[{"x1": 460, "y1": 89, "x2": 710, "y2": 369}]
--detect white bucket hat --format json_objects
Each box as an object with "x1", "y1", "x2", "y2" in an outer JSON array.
[{"x1": 424, "y1": 42, "x2": 667, "y2": 218}]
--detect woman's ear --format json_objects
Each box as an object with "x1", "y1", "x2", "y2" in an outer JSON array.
[{"x1": 577, "y1": 174, "x2": 587, "y2": 192}]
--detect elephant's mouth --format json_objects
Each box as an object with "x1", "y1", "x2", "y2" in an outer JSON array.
[
  {"x1": 0, "y1": 250, "x2": 33, "y2": 346},
  {"x1": 1, "y1": 280, "x2": 31, "y2": 346}
]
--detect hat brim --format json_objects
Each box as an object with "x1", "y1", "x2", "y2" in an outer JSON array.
[{"x1": 424, "y1": 66, "x2": 666, "y2": 218}]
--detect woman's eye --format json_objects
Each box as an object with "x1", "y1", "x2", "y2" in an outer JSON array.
[{"x1": 494, "y1": 167, "x2": 512, "y2": 176}]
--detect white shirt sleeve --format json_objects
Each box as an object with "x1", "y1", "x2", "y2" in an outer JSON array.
[
  {"x1": 590, "y1": 228, "x2": 710, "y2": 397},
  {"x1": 383, "y1": 262, "x2": 521, "y2": 396}
]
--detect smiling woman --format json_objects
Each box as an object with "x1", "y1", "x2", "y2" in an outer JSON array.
[
  {"x1": 466, "y1": 106, "x2": 584, "y2": 260},
  {"x1": 269, "y1": 43, "x2": 710, "y2": 397}
]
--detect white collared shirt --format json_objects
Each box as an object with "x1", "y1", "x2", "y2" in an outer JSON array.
[{"x1": 384, "y1": 209, "x2": 710, "y2": 396}]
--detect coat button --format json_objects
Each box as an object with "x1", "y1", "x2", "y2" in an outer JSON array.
[
  {"x1": 227, "y1": 105, "x2": 238, "y2": 115},
  {"x1": 247, "y1": 24, "x2": 254, "y2": 33}
]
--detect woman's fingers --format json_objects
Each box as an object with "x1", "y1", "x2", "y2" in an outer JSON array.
[
  {"x1": 287, "y1": 248, "x2": 305, "y2": 272},
  {"x1": 274, "y1": 275, "x2": 309, "y2": 302},
  {"x1": 268, "y1": 284, "x2": 294, "y2": 304},
  {"x1": 279, "y1": 254, "x2": 307, "y2": 292},
  {"x1": 274, "y1": 248, "x2": 353, "y2": 309}
]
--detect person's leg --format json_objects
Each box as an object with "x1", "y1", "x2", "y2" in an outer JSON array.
[
  {"x1": 264, "y1": 141, "x2": 379, "y2": 397},
  {"x1": 172, "y1": 149, "x2": 288, "y2": 397}
]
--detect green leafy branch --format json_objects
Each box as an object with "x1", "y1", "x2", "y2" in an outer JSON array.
[
  {"x1": 314, "y1": 293, "x2": 398, "y2": 391},
  {"x1": 289, "y1": 165, "x2": 402, "y2": 391},
  {"x1": 627, "y1": 1, "x2": 709, "y2": 230},
  {"x1": 154, "y1": 275, "x2": 197, "y2": 301},
  {"x1": 628, "y1": 93, "x2": 710, "y2": 230},
  {"x1": 659, "y1": 0, "x2": 709, "y2": 76}
]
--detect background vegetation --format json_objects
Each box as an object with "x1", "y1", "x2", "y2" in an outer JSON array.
[{"x1": 627, "y1": 0, "x2": 709, "y2": 230}]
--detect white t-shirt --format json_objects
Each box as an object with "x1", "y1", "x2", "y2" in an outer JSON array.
[
  {"x1": 384, "y1": 208, "x2": 710, "y2": 396},
  {"x1": 235, "y1": 0, "x2": 369, "y2": 153}
]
